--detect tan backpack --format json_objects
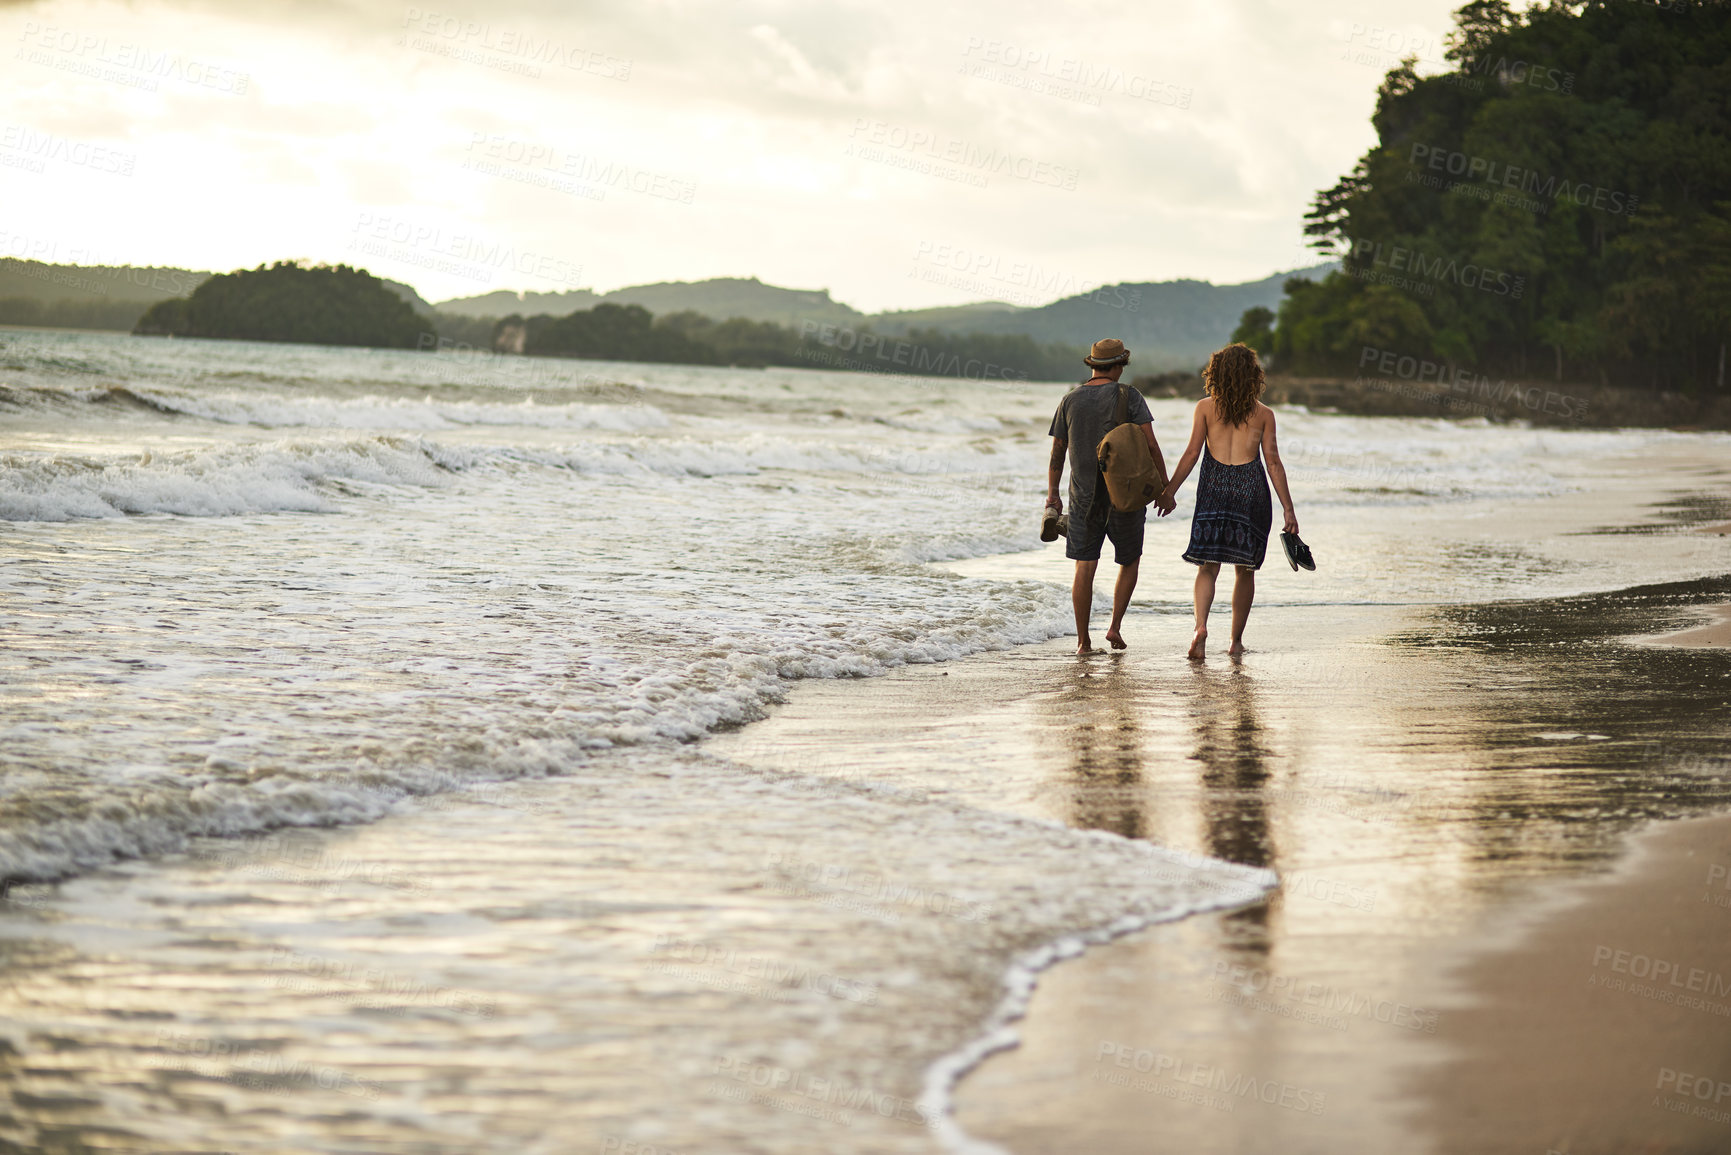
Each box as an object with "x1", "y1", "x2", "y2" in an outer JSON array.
[{"x1": 1095, "y1": 384, "x2": 1167, "y2": 512}]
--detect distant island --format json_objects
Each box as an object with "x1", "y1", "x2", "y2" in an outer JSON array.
[{"x1": 133, "y1": 262, "x2": 427, "y2": 348}]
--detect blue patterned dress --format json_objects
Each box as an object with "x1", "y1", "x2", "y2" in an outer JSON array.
[{"x1": 1183, "y1": 444, "x2": 1273, "y2": 569}]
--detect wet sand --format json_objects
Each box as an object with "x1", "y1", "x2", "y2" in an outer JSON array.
[
  {"x1": 1645, "y1": 603, "x2": 1731, "y2": 648},
  {"x1": 711, "y1": 569, "x2": 1731, "y2": 1154},
  {"x1": 954, "y1": 809, "x2": 1731, "y2": 1155},
  {"x1": 1410, "y1": 812, "x2": 1731, "y2": 1155}
]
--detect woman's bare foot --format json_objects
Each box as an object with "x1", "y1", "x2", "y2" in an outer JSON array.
[
  {"x1": 1076, "y1": 637, "x2": 1097, "y2": 655},
  {"x1": 1187, "y1": 629, "x2": 1207, "y2": 660},
  {"x1": 1228, "y1": 641, "x2": 1246, "y2": 657},
  {"x1": 1104, "y1": 627, "x2": 1128, "y2": 650}
]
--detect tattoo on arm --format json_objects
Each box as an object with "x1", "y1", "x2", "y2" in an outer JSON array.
[{"x1": 1049, "y1": 438, "x2": 1067, "y2": 472}]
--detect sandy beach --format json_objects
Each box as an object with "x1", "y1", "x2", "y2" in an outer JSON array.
[
  {"x1": 1410, "y1": 811, "x2": 1731, "y2": 1154},
  {"x1": 712, "y1": 514, "x2": 1731, "y2": 1153},
  {"x1": 954, "y1": 808, "x2": 1731, "y2": 1155}
]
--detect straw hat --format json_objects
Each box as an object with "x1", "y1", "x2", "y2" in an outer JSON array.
[{"x1": 1083, "y1": 337, "x2": 1130, "y2": 368}]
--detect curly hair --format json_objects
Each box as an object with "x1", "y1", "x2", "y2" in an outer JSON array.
[{"x1": 1203, "y1": 342, "x2": 1266, "y2": 427}]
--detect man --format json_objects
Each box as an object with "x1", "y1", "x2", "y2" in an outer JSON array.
[{"x1": 1045, "y1": 338, "x2": 1174, "y2": 653}]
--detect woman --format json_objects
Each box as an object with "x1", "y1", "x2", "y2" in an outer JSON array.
[{"x1": 1159, "y1": 343, "x2": 1297, "y2": 660}]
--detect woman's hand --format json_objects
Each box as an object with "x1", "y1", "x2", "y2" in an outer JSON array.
[{"x1": 1283, "y1": 507, "x2": 1299, "y2": 535}]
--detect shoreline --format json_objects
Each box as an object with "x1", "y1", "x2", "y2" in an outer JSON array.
[
  {"x1": 4, "y1": 574, "x2": 1729, "y2": 1149},
  {"x1": 919, "y1": 841, "x2": 1274, "y2": 1154},
  {"x1": 0, "y1": 736, "x2": 1278, "y2": 1154},
  {"x1": 3, "y1": 457, "x2": 1728, "y2": 1151}
]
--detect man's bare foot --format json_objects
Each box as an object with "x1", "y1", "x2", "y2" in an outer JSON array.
[
  {"x1": 1228, "y1": 641, "x2": 1246, "y2": 657},
  {"x1": 1076, "y1": 637, "x2": 1096, "y2": 655},
  {"x1": 1187, "y1": 629, "x2": 1207, "y2": 660},
  {"x1": 1104, "y1": 627, "x2": 1127, "y2": 650}
]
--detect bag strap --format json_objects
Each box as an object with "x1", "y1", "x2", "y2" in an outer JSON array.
[{"x1": 1115, "y1": 383, "x2": 1128, "y2": 427}]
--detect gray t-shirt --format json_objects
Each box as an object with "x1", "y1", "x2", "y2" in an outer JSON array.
[{"x1": 1049, "y1": 380, "x2": 1153, "y2": 511}]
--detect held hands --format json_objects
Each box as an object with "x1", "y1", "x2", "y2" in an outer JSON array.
[
  {"x1": 1283, "y1": 507, "x2": 1299, "y2": 535},
  {"x1": 1155, "y1": 484, "x2": 1177, "y2": 517}
]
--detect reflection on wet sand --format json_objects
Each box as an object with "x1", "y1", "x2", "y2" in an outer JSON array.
[
  {"x1": 1046, "y1": 658, "x2": 1281, "y2": 941},
  {"x1": 1187, "y1": 665, "x2": 1276, "y2": 947},
  {"x1": 1047, "y1": 661, "x2": 1148, "y2": 841},
  {"x1": 957, "y1": 578, "x2": 1731, "y2": 1154}
]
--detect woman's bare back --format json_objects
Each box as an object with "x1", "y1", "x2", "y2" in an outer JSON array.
[{"x1": 1202, "y1": 397, "x2": 1272, "y2": 464}]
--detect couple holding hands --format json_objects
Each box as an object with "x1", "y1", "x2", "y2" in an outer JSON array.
[{"x1": 1044, "y1": 338, "x2": 1303, "y2": 660}]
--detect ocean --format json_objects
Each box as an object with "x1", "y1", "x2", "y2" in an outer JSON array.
[{"x1": 2, "y1": 327, "x2": 1729, "y2": 1153}]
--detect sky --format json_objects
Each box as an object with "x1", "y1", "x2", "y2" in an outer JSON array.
[{"x1": 0, "y1": 0, "x2": 1469, "y2": 312}]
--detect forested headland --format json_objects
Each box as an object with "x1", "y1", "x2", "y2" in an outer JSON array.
[{"x1": 1268, "y1": 0, "x2": 1731, "y2": 392}]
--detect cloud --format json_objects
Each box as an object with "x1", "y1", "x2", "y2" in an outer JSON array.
[{"x1": 0, "y1": 0, "x2": 1463, "y2": 310}]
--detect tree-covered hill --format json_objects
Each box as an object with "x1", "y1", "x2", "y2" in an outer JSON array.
[
  {"x1": 0, "y1": 258, "x2": 206, "y2": 332},
  {"x1": 0, "y1": 258, "x2": 207, "y2": 304},
  {"x1": 905, "y1": 265, "x2": 1336, "y2": 369},
  {"x1": 1273, "y1": 0, "x2": 1731, "y2": 391},
  {"x1": 439, "y1": 269, "x2": 1329, "y2": 370},
  {"x1": 500, "y1": 302, "x2": 1085, "y2": 381},
  {"x1": 134, "y1": 262, "x2": 428, "y2": 348}
]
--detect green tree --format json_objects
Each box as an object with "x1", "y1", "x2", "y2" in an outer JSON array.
[
  {"x1": 1274, "y1": 0, "x2": 1731, "y2": 390},
  {"x1": 1230, "y1": 306, "x2": 1276, "y2": 355},
  {"x1": 1698, "y1": 202, "x2": 1731, "y2": 387}
]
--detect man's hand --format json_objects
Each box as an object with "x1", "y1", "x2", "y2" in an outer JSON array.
[
  {"x1": 1046, "y1": 494, "x2": 1063, "y2": 512},
  {"x1": 1156, "y1": 493, "x2": 1176, "y2": 516}
]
